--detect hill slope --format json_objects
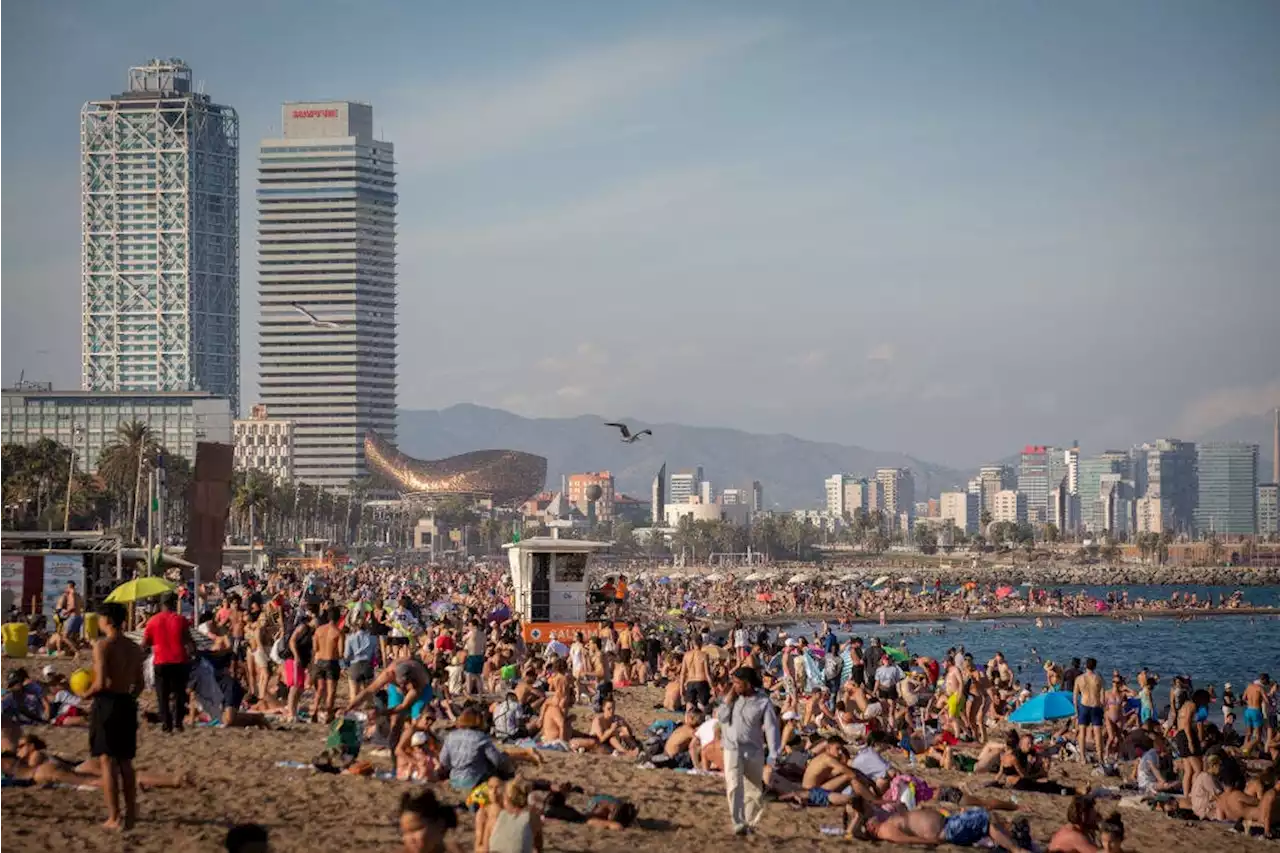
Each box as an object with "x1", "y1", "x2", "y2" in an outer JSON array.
[{"x1": 396, "y1": 404, "x2": 969, "y2": 509}]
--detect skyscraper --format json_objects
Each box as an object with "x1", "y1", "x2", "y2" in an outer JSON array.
[
  {"x1": 651, "y1": 463, "x2": 666, "y2": 524},
  {"x1": 978, "y1": 465, "x2": 1015, "y2": 514},
  {"x1": 669, "y1": 466, "x2": 703, "y2": 505},
  {"x1": 257, "y1": 102, "x2": 397, "y2": 487},
  {"x1": 1078, "y1": 451, "x2": 1130, "y2": 534},
  {"x1": 1194, "y1": 443, "x2": 1259, "y2": 535},
  {"x1": 81, "y1": 59, "x2": 239, "y2": 410},
  {"x1": 876, "y1": 468, "x2": 915, "y2": 527},
  {"x1": 1133, "y1": 439, "x2": 1197, "y2": 536},
  {"x1": 1017, "y1": 447, "x2": 1062, "y2": 524}
]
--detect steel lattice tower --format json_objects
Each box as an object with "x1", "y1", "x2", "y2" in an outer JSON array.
[{"x1": 81, "y1": 59, "x2": 240, "y2": 413}]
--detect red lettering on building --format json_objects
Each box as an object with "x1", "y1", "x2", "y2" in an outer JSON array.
[{"x1": 291, "y1": 109, "x2": 339, "y2": 119}]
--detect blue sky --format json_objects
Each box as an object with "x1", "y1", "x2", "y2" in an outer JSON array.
[{"x1": 3, "y1": 1, "x2": 1278, "y2": 467}]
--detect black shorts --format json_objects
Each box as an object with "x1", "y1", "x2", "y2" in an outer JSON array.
[
  {"x1": 311, "y1": 659, "x2": 341, "y2": 682},
  {"x1": 877, "y1": 686, "x2": 896, "y2": 702},
  {"x1": 348, "y1": 659, "x2": 374, "y2": 687},
  {"x1": 619, "y1": 648, "x2": 632, "y2": 664},
  {"x1": 387, "y1": 636, "x2": 409, "y2": 648},
  {"x1": 1174, "y1": 731, "x2": 1202, "y2": 758},
  {"x1": 89, "y1": 692, "x2": 138, "y2": 760},
  {"x1": 683, "y1": 680, "x2": 711, "y2": 709}
]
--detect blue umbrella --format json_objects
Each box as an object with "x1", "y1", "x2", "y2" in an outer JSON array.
[{"x1": 1009, "y1": 691, "x2": 1076, "y2": 724}]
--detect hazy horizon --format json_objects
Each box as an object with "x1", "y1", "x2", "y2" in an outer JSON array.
[{"x1": 3, "y1": 1, "x2": 1278, "y2": 469}]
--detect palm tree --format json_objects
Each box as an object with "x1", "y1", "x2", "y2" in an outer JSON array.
[
  {"x1": 1206, "y1": 536, "x2": 1225, "y2": 565},
  {"x1": 98, "y1": 421, "x2": 160, "y2": 541},
  {"x1": 233, "y1": 470, "x2": 275, "y2": 548}
]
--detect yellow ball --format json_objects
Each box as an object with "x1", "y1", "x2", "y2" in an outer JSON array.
[{"x1": 69, "y1": 668, "x2": 94, "y2": 697}]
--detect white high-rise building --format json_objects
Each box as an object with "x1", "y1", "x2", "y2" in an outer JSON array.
[
  {"x1": 257, "y1": 102, "x2": 397, "y2": 488},
  {"x1": 81, "y1": 59, "x2": 239, "y2": 410},
  {"x1": 940, "y1": 491, "x2": 979, "y2": 534},
  {"x1": 669, "y1": 467, "x2": 703, "y2": 505}
]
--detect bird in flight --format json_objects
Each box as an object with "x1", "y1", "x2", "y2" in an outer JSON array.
[
  {"x1": 605, "y1": 422, "x2": 652, "y2": 443},
  {"x1": 289, "y1": 303, "x2": 342, "y2": 329}
]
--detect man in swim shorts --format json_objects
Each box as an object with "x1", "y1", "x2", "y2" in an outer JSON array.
[
  {"x1": 1243, "y1": 674, "x2": 1271, "y2": 755},
  {"x1": 87, "y1": 602, "x2": 144, "y2": 831},
  {"x1": 1072, "y1": 657, "x2": 1105, "y2": 764}
]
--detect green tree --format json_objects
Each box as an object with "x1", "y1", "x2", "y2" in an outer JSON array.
[
  {"x1": 98, "y1": 421, "x2": 160, "y2": 542},
  {"x1": 914, "y1": 522, "x2": 938, "y2": 555},
  {"x1": 1043, "y1": 523, "x2": 1060, "y2": 545}
]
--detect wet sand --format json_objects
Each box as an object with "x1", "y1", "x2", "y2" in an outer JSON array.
[{"x1": 3, "y1": 658, "x2": 1273, "y2": 852}]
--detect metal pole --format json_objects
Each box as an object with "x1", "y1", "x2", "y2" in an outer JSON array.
[
  {"x1": 144, "y1": 470, "x2": 154, "y2": 577},
  {"x1": 249, "y1": 503, "x2": 256, "y2": 574},
  {"x1": 63, "y1": 428, "x2": 78, "y2": 532}
]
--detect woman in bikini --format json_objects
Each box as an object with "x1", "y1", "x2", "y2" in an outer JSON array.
[{"x1": 1103, "y1": 673, "x2": 1129, "y2": 760}]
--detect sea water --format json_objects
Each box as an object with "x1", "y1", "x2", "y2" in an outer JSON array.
[{"x1": 783, "y1": 585, "x2": 1280, "y2": 693}]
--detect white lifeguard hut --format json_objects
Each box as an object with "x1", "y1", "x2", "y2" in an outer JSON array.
[{"x1": 503, "y1": 536, "x2": 613, "y2": 643}]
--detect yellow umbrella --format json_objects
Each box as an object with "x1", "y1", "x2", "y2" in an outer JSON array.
[{"x1": 105, "y1": 577, "x2": 177, "y2": 603}]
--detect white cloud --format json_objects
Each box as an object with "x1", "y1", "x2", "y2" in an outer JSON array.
[
  {"x1": 386, "y1": 21, "x2": 779, "y2": 171},
  {"x1": 555, "y1": 385, "x2": 588, "y2": 401},
  {"x1": 1174, "y1": 379, "x2": 1280, "y2": 437}
]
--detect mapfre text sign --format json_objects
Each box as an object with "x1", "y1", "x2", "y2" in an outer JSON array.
[{"x1": 292, "y1": 109, "x2": 338, "y2": 119}]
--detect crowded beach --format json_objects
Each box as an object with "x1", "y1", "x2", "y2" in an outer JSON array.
[{"x1": 2, "y1": 558, "x2": 1278, "y2": 853}]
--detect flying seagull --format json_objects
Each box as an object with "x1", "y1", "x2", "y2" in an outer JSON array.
[
  {"x1": 604, "y1": 422, "x2": 652, "y2": 443},
  {"x1": 290, "y1": 302, "x2": 342, "y2": 329}
]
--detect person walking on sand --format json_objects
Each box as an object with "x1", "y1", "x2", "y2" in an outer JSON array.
[
  {"x1": 141, "y1": 593, "x2": 196, "y2": 733},
  {"x1": 716, "y1": 666, "x2": 781, "y2": 836},
  {"x1": 86, "y1": 602, "x2": 144, "y2": 830}
]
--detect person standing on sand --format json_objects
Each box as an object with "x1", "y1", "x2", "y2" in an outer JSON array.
[
  {"x1": 141, "y1": 592, "x2": 195, "y2": 733},
  {"x1": 680, "y1": 635, "x2": 712, "y2": 712},
  {"x1": 310, "y1": 605, "x2": 344, "y2": 723},
  {"x1": 1243, "y1": 674, "x2": 1271, "y2": 755},
  {"x1": 716, "y1": 666, "x2": 781, "y2": 836},
  {"x1": 1072, "y1": 658, "x2": 1105, "y2": 764},
  {"x1": 86, "y1": 602, "x2": 144, "y2": 831}
]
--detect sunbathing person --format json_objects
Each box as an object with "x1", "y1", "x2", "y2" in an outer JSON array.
[
  {"x1": 843, "y1": 797, "x2": 1028, "y2": 852},
  {"x1": 1047, "y1": 795, "x2": 1100, "y2": 853},
  {"x1": 6, "y1": 735, "x2": 187, "y2": 790},
  {"x1": 582, "y1": 698, "x2": 640, "y2": 756}
]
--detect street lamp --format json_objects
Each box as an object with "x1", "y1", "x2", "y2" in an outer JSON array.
[{"x1": 63, "y1": 424, "x2": 84, "y2": 532}]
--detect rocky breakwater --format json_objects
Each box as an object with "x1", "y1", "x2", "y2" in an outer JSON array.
[{"x1": 844, "y1": 562, "x2": 1280, "y2": 587}]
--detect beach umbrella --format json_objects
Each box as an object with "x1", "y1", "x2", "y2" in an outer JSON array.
[
  {"x1": 657, "y1": 576, "x2": 671, "y2": 585},
  {"x1": 898, "y1": 576, "x2": 916, "y2": 584},
  {"x1": 995, "y1": 586, "x2": 1015, "y2": 600},
  {"x1": 871, "y1": 575, "x2": 890, "y2": 588},
  {"x1": 1008, "y1": 691, "x2": 1076, "y2": 724},
  {"x1": 105, "y1": 577, "x2": 176, "y2": 603},
  {"x1": 882, "y1": 646, "x2": 911, "y2": 663},
  {"x1": 705, "y1": 573, "x2": 724, "y2": 582},
  {"x1": 788, "y1": 573, "x2": 810, "y2": 584}
]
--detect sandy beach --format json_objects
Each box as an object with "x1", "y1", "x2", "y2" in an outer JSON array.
[{"x1": 4, "y1": 658, "x2": 1274, "y2": 853}]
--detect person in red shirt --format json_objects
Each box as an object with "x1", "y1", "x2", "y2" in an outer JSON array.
[
  {"x1": 435, "y1": 629, "x2": 456, "y2": 653},
  {"x1": 141, "y1": 593, "x2": 196, "y2": 733}
]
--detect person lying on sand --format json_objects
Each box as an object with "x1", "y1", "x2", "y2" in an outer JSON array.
[
  {"x1": 843, "y1": 798, "x2": 1029, "y2": 853},
  {"x1": 4, "y1": 734, "x2": 188, "y2": 790}
]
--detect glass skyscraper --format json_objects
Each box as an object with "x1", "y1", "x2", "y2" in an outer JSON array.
[
  {"x1": 81, "y1": 59, "x2": 239, "y2": 411},
  {"x1": 1194, "y1": 442, "x2": 1259, "y2": 535}
]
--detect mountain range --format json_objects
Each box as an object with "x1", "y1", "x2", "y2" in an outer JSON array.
[{"x1": 397, "y1": 404, "x2": 970, "y2": 509}]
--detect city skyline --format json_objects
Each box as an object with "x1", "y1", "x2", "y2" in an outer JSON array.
[{"x1": 3, "y1": 2, "x2": 1278, "y2": 469}]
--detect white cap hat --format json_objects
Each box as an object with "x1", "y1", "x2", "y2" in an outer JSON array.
[
  {"x1": 42, "y1": 665, "x2": 56, "y2": 678},
  {"x1": 410, "y1": 731, "x2": 428, "y2": 747}
]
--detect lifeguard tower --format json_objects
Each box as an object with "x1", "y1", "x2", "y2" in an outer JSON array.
[{"x1": 503, "y1": 536, "x2": 614, "y2": 643}]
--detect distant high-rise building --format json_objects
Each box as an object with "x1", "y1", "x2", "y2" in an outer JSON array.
[
  {"x1": 751, "y1": 480, "x2": 764, "y2": 512},
  {"x1": 992, "y1": 490, "x2": 1027, "y2": 524},
  {"x1": 567, "y1": 471, "x2": 616, "y2": 522},
  {"x1": 1099, "y1": 472, "x2": 1133, "y2": 536},
  {"x1": 257, "y1": 101, "x2": 397, "y2": 488},
  {"x1": 720, "y1": 488, "x2": 745, "y2": 506},
  {"x1": 82, "y1": 59, "x2": 240, "y2": 411},
  {"x1": 669, "y1": 467, "x2": 703, "y2": 505},
  {"x1": 1078, "y1": 452, "x2": 1130, "y2": 534},
  {"x1": 876, "y1": 468, "x2": 915, "y2": 524},
  {"x1": 1134, "y1": 439, "x2": 1197, "y2": 536},
  {"x1": 699, "y1": 480, "x2": 713, "y2": 504},
  {"x1": 1065, "y1": 445, "x2": 1080, "y2": 496},
  {"x1": 651, "y1": 463, "x2": 666, "y2": 525},
  {"x1": 825, "y1": 474, "x2": 855, "y2": 516},
  {"x1": 1018, "y1": 447, "x2": 1062, "y2": 524},
  {"x1": 940, "y1": 490, "x2": 979, "y2": 534},
  {"x1": 978, "y1": 465, "x2": 1015, "y2": 514},
  {"x1": 1259, "y1": 483, "x2": 1278, "y2": 537},
  {"x1": 1195, "y1": 443, "x2": 1259, "y2": 535},
  {"x1": 1048, "y1": 478, "x2": 1076, "y2": 534}
]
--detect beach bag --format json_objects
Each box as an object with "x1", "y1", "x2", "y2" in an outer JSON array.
[
  {"x1": 270, "y1": 634, "x2": 290, "y2": 663},
  {"x1": 326, "y1": 718, "x2": 362, "y2": 759},
  {"x1": 823, "y1": 653, "x2": 842, "y2": 681}
]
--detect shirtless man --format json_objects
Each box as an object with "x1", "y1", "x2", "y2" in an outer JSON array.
[
  {"x1": 662, "y1": 710, "x2": 702, "y2": 767},
  {"x1": 55, "y1": 580, "x2": 85, "y2": 651},
  {"x1": 680, "y1": 636, "x2": 712, "y2": 712},
  {"x1": 585, "y1": 698, "x2": 639, "y2": 756},
  {"x1": 1072, "y1": 657, "x2": 1105, "y2": 764},
  {"x1": 1175, "y1": 689, "x2": 1210, "y2": 795},
  {"x1": 1243, "y1": 674, "x2": 1272, "y2": 756},
  {"x1": 546, "y1": 658, "x2": 574, "y2": 711},
  {"x1": 310, "y1": 606, "x2": 344, "y2": 723},
  {"x1": 345, "y1": 657, "x2": 432, "y2": 771},
  {"x1": 1047, "y1": 795, "x2": 1099, "y2": 853},
  {"x1": 844, "y1": 798, "x2": 1027, "y2": 852},
  {"x1": 86, "y1": 602, "x2": 144, "y2": 831},
  {"x1": 513, "y1": 669, "x2": 545, "y2": 713}
]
